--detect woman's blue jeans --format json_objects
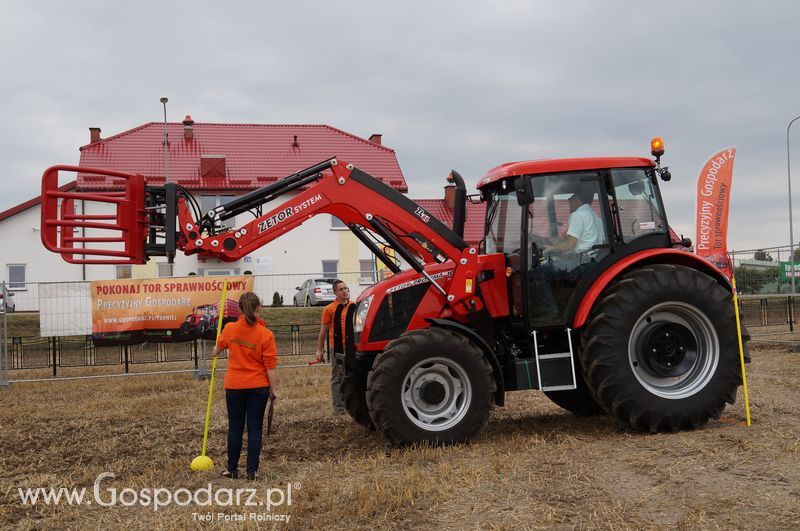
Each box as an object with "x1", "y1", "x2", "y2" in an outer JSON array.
[{"x1": 225, "y1": 387, "x2": 269, "y2": 475}]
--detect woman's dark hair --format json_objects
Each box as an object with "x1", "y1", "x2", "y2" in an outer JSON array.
[{"x1": 239, "y1": 292, "x2": 261, "y2": 325}]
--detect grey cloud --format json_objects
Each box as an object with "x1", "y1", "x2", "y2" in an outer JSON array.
[{"x1": 1, "y1": 0, "x2": 798, "y2": 250}]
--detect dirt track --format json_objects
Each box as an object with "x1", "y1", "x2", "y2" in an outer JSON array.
[{"x1": 0, "y1": 347, "x2": 797, "y2": 530}]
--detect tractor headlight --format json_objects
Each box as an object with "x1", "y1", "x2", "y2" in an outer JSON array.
[{"x1": 354, "y1": 295, "x2": 373, "y2": 333}]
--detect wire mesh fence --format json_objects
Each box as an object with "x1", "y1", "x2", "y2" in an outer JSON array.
[{"x1": 729, "y1": 245, "x2": 799, "y2": 295}]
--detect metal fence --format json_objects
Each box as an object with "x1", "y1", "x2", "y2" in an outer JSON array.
[
  {"x1": 5, "y1": 323, "x2": 321, "y2": 380},
  {"x1": 738, "y1": 295, "x2": 796, "y2": 330}
]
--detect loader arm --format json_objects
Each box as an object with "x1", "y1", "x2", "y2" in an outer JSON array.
[{"x1": 41, "y1": 158, "x2": 484, "y2": 314}]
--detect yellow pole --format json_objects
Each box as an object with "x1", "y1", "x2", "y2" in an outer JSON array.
[
  {"x1": 731, "y1": 277, "x2": 751, "y2": 426},
  {"x1": 201, "y1": 281, "x2": 228, "y2": 456}
]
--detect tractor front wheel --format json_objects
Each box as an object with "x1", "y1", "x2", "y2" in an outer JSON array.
[
  {"x1": 581, "y1": 265, "x2": 740, "y2": 432},
  {"x1": 366, "y1": 327, "x2": 495, "y2": 445},
  {"x1": 340, "y1": 368, "x2": 375, "y2": 430}
]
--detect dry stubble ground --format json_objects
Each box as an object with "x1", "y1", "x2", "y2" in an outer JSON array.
[{"x1": 0, "y1": 343, "x2": 798, "y2": 530}]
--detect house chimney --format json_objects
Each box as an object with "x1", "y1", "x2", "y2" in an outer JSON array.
[
  {"x1": 89, "y1": 127, "x2": 102, "y2": 143},
  {"x1": 368, "y1": 133, "x2": 382, "y2": 145},
  {"x1": 183, "y1": 115, "x2": 195, "y2": 141},
  {"x1": 444, "y1": 183, "x2": 456, "y2": 210}
]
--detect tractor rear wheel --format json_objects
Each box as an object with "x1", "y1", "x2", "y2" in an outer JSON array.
[
  {"x1": 366, "y1": 327, "x2": 495, "y2": 445},
  {"x1": 340, "y1": 369, "x2": 375, "y2": 430},
  {"x1": 581, "y1": 265, "x2": 740, "y2": 432}
]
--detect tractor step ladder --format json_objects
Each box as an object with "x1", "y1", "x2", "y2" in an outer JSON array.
[{"x1": 533, "y1": 328, "x2": 577, "y2": 391}]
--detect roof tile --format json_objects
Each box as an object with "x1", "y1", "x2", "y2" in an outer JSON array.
[
  {"x1": 78, "y1": 123, "x2": 407, "y2": 192},
  {"x1": 413, "y1": 199, "x2": 486, "y2": 246}
]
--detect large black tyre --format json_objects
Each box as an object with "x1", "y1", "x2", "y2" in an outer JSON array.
[
  {"x1": 581, "y1": 264, "x2": 740, "y2": 432},
  {"x1": 544, "y1": 357, "x2": 606, "y2": 416},
  {"x1": 340, "y1": 369, "x2": 375, "y2": 430},
  {"x1": 366, "y1": 327, "x2": 496, "y2": 445}
]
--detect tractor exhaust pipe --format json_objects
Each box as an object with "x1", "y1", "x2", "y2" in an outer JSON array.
[{"x1": 448, "y1": 170, "x2": 466, "y2": 239}]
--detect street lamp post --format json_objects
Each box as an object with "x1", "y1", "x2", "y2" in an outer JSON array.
[
  {"x1": 160, "y1": 96, "x2": 169, "y2": 183},
  {"x1": 788, "y1": 115, "x2": 800, "y2": 294}
]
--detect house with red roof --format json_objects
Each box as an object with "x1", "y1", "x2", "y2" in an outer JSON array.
[{"x1": 0, "y1": 118, "x2": 418, "y2": 309}]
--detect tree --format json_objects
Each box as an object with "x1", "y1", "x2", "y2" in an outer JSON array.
[
  {"x1": 753, "y1": 249, "x2": 773, "y2": 262},
  {"x1": 734, "y1": 266, "x2": 779, "y2": 294},
  {"x1": 271, "y1": 291, "x2": 284, "y2": 307}
]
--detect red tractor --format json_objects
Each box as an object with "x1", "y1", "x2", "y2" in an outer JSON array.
[
  {"x1": 179, "y1": 301, "x2": 239, "y2": 340},
  {"x1": 41, "y1": 139, "x2": 748, "y2": 445}
]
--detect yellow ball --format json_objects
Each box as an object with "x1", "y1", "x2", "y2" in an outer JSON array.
[{"x1": 190, "y1": 455, "x2": 214, "y2": 471}]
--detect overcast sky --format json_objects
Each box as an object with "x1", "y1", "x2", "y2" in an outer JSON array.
[{"x1": 2, "y1": 0, "x2": 799, "y2": 251}]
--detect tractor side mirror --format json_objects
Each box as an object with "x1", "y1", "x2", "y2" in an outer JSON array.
[
  {"x1": 627, "y1": 181, "x2": 644, "y2": 196},
  {"x1": 514, "y1": 176, "x2": 535, "y2": 206}
]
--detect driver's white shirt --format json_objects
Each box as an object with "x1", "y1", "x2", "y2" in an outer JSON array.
[{"x1": 567, "y1": 204, "x2": 604, "y2": 256}]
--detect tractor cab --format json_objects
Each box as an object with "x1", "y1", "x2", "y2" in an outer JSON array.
[{"x1": 479, "y1": 151, "x2": 670, "y2": 329}]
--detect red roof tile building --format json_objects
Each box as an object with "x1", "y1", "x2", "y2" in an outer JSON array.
[{"x1": 77, "y1": 119, "x2": 407, "y2": 192}]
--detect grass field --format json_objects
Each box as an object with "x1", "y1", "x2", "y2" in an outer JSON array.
[{"x1": 0, "y1": 340, "x2": 798, "y2": 529}]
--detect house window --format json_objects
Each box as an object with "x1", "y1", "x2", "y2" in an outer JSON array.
[
  {"x1": 200, "y1": 195, "x2": 237, "y2": 226},
  {"x1": 322, "y1": 260, "x2": 338, "y2": 277},
  {"x1": 7, "y1": 264, "x2": 26, "y2": 290},
  {"x1": 115, "y1": 265, "x2": 132, "y2": 279},
  {"x1": 199, "y1": 195, "x2": 218, "y2": 216},
  {"x1": 331, "y1": 216, "x2": 346, "y2": 229},
  {"x1": 359, "y1": 259, "x2": 376, "y2": 284},
  {"x1": 157, "y1": 263, "x2": 173, "y2": 278},
  {"x1": 206, "y1": 269, "x2": 233, "y2": 276}
]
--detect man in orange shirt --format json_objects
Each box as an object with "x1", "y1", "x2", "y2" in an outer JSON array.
[
  {"x1": 214, "y1": 292, "x2": 277, "y2": 480},
  {"x1": 315, "y1": 280, "x2": 354, "y2": 414}
]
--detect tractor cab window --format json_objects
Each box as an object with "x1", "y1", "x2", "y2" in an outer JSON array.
[
  {"x1": 484, "y1": 192, "x2": 522, "y2": 254},
  {"x1": 525, "y1": 172, "x2": 610, "y2": 326},
  {"x1": 611, "y1": 168, "x2": 666, "y2": 243}
]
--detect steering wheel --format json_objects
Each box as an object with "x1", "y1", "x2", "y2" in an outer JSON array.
[{"x1": 529, "y1": 234, "x2": 549, "y2": 268}]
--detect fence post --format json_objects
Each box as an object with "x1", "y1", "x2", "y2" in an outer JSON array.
[
  {"x1": 123, "y1": 345, "x2": 129, "y2": 374},
  {"x1": 0, "y1": 293, "x2": 8, "y2": 389},
  {"x1": 196, "y1": 339, "x2": 210, "y2": 380},
  {"x1": 291, "y1": 324, "x2": 300, "y2": 355},
  {"x1": 789, "y1": 296, "x2": 795, "y2": 332},
  {"x1": 51, "y1": 337, "x2": 58, "y2": 379}
]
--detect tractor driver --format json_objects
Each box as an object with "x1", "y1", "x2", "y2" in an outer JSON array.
[
  {"x1": 529, "y1": 185, "x2": 605, "y2": 322},
  {"x1": 543, "y1": 186, "x2": 604, "y2": 265}
]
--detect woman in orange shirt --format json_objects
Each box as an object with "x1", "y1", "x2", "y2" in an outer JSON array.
[{"x1": 213, "y1": 292, "x2": 278, "y2": 481}]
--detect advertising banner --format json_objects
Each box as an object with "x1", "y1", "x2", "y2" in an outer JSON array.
[
  {"x1": 695, "y1": 147, "x2": 736, "y2": 278},
  {"x1": 780, "y1": 262, "x2": 800, "y2": 280},
  {"x1": 91, "y1": 276, "x2": 253, "y2": 345}
]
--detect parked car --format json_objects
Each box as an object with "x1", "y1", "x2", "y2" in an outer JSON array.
[
  {"x1": 0, "y1": 290, "x2": 15, "y2": 313},
  {"x1": 294, "y1": 278, "x2": 337, "y2": 307}
]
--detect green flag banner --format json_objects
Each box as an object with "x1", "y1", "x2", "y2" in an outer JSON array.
[{"x1": 779, "y1": 262, "x2": 800, "y2": 280}]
